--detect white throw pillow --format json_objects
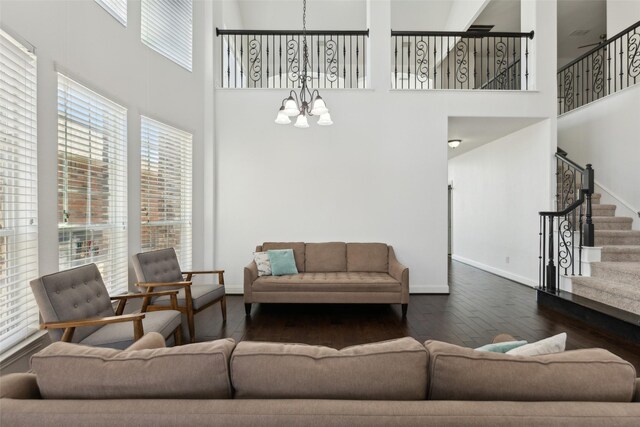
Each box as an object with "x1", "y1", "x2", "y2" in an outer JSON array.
[
  {"x1": 506, "y1": 332, "x2": 567, "y2": 356},
  {"x1": 253, "y1": 251, "x2": 272, "y2": 276}
]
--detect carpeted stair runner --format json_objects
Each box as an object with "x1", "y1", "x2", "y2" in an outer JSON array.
[{"x1": 567, "y1": 192, "x2": 640, "y2": 315}]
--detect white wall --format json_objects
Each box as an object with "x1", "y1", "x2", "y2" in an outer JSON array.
[
  {"x1": 558, "y1": 84, "x2": 640, "y2": 228},
  {"x1": 607, "y1": 0, "x2": 640, "y2": 35},
  {"x1": 0, "y1": 0, "x2": 214, "y2": 281},
  {"x1": 215, "y1": 0, "x2": 558, "y2": 293},
  {"x1": 448, "y1": 119, "x2": 552, "y2": 287}
]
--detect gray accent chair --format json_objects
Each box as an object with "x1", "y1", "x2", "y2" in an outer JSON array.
[
  {"x1": 30, "y1": 263, "x2": 183, "y2": 349},
  {"x1": 132, "y1": 248, "x2": 226, "y2": 343}
]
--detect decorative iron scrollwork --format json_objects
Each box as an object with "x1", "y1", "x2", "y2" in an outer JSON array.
[
  {"x1": 416, "y1": 39, "x2": 430, "y2": 83},
  {"x1": 628, "y1": 33, "x2": 640, "y2": 78},
  {"x1": 592, "y1": 52, "x2": 604, "y2": 96},
  {"x1": 455, "y1": 39, "x2": 469, "y2": 84},
  {"x1": 563, "y1": 70, "x2": 574, "y2": 108},
  {"x1": 557, "y1": 217, "x2": 574, "y2": 273},
  {"x1": 325, "y1": 38, "x2": 338, "y2": 83},
  {"x1": 248, "y1": 38, "x2": 262, "y2": 84},
  {"x1": 286, "y1": 38, "x2": 300, "y2": 84}
]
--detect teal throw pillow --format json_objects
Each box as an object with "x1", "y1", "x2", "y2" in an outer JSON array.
[
  {"x1": 475, "y1": 340, "x2": 528, "y2": 353},
  {"x1": 267, "y1": 249, "x2": 299, "y2": 276}
]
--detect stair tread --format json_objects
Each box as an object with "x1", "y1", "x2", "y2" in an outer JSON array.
[
  {"x1": 590, "y1": 216, "x2": 633, "y2": 222},
  {"x1": 571, "y1": 276, "x2": 640, "y2": 301},
  {"x1": 595, "y1": 230, "x2": 640, "y2": 236},
  {"x1": 592, "y1": 204, "x2": 617, "y2": 209},
  {"x1": 592, "y1": 262, "x2": 640, "y2": 274},
  {"x1": 602, "y1": 245, "x2": 640, "y2": 252}
]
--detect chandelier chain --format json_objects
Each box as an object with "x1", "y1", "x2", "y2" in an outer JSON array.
[{"x1": 302, "y1": 0, "x2": 308, "y2": 79}]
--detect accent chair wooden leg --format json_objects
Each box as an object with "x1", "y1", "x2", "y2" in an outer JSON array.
[
  {"x1": 221, "y1": 296, "x2": 227, "y2": 323},
  {"x1": 174, "y1": 325, "x2": 183, "y2": 346},
  {"x1": 245, "y1": 303, "x2": 252, "y2": 316},
  {"x1": 401, "y1": 304, "x2": 408, "y2": 318}
]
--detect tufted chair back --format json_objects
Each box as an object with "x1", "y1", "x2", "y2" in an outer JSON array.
[
  {"x1": 131, "y1": 248, "x2": 184, "y2": 290},
  {"x1": 30, "y1": 264, "x2": 115, "y2": 343}
]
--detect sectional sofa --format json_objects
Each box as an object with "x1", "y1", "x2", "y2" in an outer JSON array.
[
  {"x1": 244, "y1": 242, "x2": 409, "y2": 316},
  {"x1": 1, "y1": 333, "x2": 639, "y2": 426}
]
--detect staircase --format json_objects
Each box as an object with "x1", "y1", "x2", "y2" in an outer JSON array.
[{"x1": 568, "y1": 195, "x2": 640, "y2": 315}]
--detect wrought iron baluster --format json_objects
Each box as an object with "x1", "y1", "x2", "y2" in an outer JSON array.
[
  {"x1": 343, "y1": 35, "x2": 347, "y2": 88},
  {"x1": 356, "y1": 35, "x2": 360, "y2": 89},
  {"x1": 525, "y1": 37, "x2": 529, "y2": 90},
  {"x1": 394, "y1": 35, "x2": 398, "y2": 88},
  {"x1": 363, "y1": 34, "x2": 366, "y2": 88}
]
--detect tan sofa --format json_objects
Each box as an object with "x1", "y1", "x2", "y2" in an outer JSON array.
[
  {"x1": 244, "y1": 242, "x2": 409, "y2": 316},
  {"x1": 1, "y1": 333, "x2": 639, "y2": 426}
]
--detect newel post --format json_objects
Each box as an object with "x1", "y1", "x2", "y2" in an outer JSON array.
[
  {"x1": 546, "y1": 215, "x2": 556, "y2": 294},
  {"x1": 582, "y1": 164, "x2": 595, "y2": 247}
]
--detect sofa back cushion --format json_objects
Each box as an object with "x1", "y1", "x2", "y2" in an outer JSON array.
[
  {"x1": 231, "y1": 337, "x2": 428, "y2": 400},
  {"x1": 31, "y1": 339, "x2": 236, "y2": 399},
  {"x1": 347, "y1": 243, "x2": 389, "y2": 272},
  {"x1": 425, "y1": 340, "x2": 637, "y2": 402},
  {"x1": 305, "y1": 242, "x2": 347, "y2": 272},
  {"x1": 262, "y1": 242, "x2": 305, "y2": 272}
]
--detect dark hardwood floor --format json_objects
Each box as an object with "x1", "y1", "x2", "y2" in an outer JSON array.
[{"x1": 201, "y1": 259, "x2": 640, "y2": 371}]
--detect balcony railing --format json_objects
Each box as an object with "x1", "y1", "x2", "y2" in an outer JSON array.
[
  {"x1": 391, "y1": 30, "x2": 534, "y2": 90},
  {"x1": 216, "y1": 28, "x2": 369, "y2": 89},
  {"x1": 558, "y1": 20, "x2": 639, "y2": 115}
]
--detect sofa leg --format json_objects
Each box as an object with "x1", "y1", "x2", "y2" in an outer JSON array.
[
  {"x1": 245, "y1": 303, "x2": 252, "y2": 316},
  {"x1": 401, "y1": 304, "x2": 408, "y2": 318}
]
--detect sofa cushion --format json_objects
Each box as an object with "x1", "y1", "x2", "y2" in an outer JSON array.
[
  {"x1": 268, "y1": 249, "x2": 299, "y2": 276},
  {"x1": 506, "y1": 333, "x2": 566, "y2": 356},
  {"x1": 231, "y1": 337, "x2": 428, "y2": 400},
  {"x1": 262, "y1": 242, "x2": 305, "y2": 272},
  {"x1": 347, "y1": 243, "x2": 389, "y2": 272},
  {"x1": 425, "y1": 340, "x2": 637, "y2": 402},
  {"x1": 252, "y1": 272, "x2": 400, "y2": 292},
  {"x1": 31, "y1": 339, "x2": 236, "y2": 399},
  {"x1": 305, "y1": 242, "x2": 347, "y2": 272},
  {"x1": 253, "y1": 251, "x2": 272, "y2": 276}
]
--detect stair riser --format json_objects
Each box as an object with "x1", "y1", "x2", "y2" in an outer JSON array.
[
  {"x1": 601, "y1": 252, "x2": 640, "y2": 262},
  {"x1": 590, "y1": 266, "x2": 640, "y2": 286},
  {"x1": 595, "y1": 235, "x2": 640, "y2": 245},
  {"x1": 591, "y1": 206, "x2": 616, "y2": 217},
  {"x1": 573, "y1": 221, "x2": 632, "y2": 231},
  {"x1": 571, "y1": 286, "x2": 640, "y2": 315}
]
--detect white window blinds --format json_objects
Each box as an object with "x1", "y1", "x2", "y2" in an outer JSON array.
[
  {"x1": 0, "y1": 29, "x2": 38, "y2": 353},
  {"x1": 95, "y1": 0, "x2": 127, "y2": 26},
  {"x1": 140, "y1": 116, "x2": 192, "y2": 269},
  {"x1": 141, "y1": 0, "x2": 193, "y2": 71},
  {"x1": 57, "y1": 74, "x2": 128, "y2": 296}
]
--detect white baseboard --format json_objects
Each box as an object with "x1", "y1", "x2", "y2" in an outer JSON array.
[
  {"x1": 451, "y1": 255, "x2": 538, "y2": 288},
  {"x1": 225, "y1": 285, "x2": 244, "y2": 295},
  {"x1": 225, "y1": 284, "x2": 450, "y2": 295},
  {"x1": 410, "y1": 284, "x2": 449, "y2": 294}
]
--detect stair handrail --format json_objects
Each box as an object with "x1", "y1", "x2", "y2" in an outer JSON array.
[{"x1": 538, "y1": 154, "x2": 594, "y2": 294}]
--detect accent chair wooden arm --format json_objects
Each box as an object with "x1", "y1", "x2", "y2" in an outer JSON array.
[
  {"x1": 111, "y1": 290, "x2": 180, "y2": 315},
  {"x1": 136, "y1": 281, "x2": 193, "y2": 288},
  {"x1": 182, "y1": 270, "x2": 225, "y2": 284},
  {"x1": 40, "y1": 313, "x2": 146, "y2": 343}
]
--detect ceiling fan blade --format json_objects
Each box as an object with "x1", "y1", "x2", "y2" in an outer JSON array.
[{"x1": 578, "y1": 42, "x2": 601, "y2": 49}]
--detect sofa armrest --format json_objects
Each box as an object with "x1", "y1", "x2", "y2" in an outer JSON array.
[
  {"x1": 634, "y1": 378, "x2": 640, "y2": 402},
  {"x1": 388, "y1": 246, "x2": 409, "y2": 304},
  {"x1": 244, "y1": 261, "x2": 258, "y2": 302},
  {"x1": 0, "y1": 373, "x2": 41, "y2": 399}
]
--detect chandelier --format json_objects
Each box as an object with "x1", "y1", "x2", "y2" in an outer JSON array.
[{"x1": 274, "y1": 0, "x2": 333, "y2": 128}]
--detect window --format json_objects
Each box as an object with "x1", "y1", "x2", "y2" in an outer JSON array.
[
  {"x1": 140, "y1": 116, "x2": 192, "y2": 269},
  {"x1": 57, "y1": 74, "x2": 128, "y2": 296},
  {"x1": 141, "y1": 0, "x2": 193, "y2": 71},
  {"x1": 0, "y1": 29, "x2": 38, "y2": 353},
  {"x1": 95, "y1": 0, "x2": 127, "y2": 26}
]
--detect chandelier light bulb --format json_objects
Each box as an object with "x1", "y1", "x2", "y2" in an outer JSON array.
[
  {"x1": 294, "y1": 113, "x2": 309, "y2": 128},
  {"x1": 317, "y1": 112, "x2": 333, "y2": 126},
  {"x1": 274, "y1": 107, "x2": 292, "y2": 125},
  {"x1": 283, "y1": 97, "x2": 299, "y2": 116},
  {"x1": 310, "y1": 97, "x2": 328, "y2": 115}
]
